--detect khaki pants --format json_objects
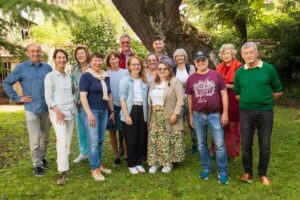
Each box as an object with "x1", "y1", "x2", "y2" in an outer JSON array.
[{"x1": 25, "y1": 111, "x2": 51, "y2": 167}]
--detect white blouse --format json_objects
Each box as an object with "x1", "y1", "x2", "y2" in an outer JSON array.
[
  {"x1": 133, "y1": 78, "x2": 143, "y2": 102},
  {"x1": 150, "y1": 81, "x2": 166, "y2": 106},
  {"x1": 176, "y1": 67, "x2": 189, "y2": 84}
]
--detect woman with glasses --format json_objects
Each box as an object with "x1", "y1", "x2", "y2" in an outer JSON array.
[
  {"x1": 119, "y1": 56, "x2": 148, "y2": 174},
  {"x1": 147, "y1": 61, "x2": 185, "y2": 174}
]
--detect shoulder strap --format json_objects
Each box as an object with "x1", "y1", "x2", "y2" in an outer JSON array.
[{"x1": 186, "y1": 63, "x2": 191, "y2": 74}]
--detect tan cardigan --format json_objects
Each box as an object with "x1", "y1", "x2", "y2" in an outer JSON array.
[{"x1": 147, "y1": 77, "x2": 185, "y2": 132}]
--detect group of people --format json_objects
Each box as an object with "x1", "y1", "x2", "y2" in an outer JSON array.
[{"x1": 2, "y1": 33, "x2": 282, "y2": 186}]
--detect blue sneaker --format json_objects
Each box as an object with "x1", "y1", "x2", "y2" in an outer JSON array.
[
  {"x1": 199, "y1": 171, "x2": 210, "y2": 180},
  {"x1": 218, "y1": 174, "x2": 229, "y2": 185},
  {"x1": 191, "y1": 144, "x2": 198, "y2": 154}
]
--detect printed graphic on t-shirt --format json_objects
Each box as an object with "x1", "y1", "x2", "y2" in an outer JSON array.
[{"x1": 193, "y1": 78, "x2": 216, "y2": 103}]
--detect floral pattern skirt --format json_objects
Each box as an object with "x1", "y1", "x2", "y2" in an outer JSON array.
[{"x1": 147, "y1": 110, "x2": 185, "y2": 166}]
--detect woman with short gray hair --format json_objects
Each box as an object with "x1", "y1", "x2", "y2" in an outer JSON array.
[{"x1": 172, "y1": 48, "x2": 197, "y2": 154}]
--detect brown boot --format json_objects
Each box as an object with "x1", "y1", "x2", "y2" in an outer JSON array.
[{"x1": 57, "y1": 171, "x2": 68, "y2": 186}]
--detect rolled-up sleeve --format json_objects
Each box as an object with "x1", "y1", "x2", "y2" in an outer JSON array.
[
  {"x1": 44, "y1": 73, "x2": 56, "y2": 109},
  {"x1": 2, "y1": 65, "x2": 22, "y2": 102},
  {"x1": 119, "y1": 77, "x2": 128, "y2": 101}
]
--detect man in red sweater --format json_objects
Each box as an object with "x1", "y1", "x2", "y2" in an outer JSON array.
[{"x1": 119, "y1": 34, "x2": 134, "y2": 69}]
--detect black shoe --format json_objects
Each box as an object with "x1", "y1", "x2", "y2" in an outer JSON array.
[
  {"x1": 113, "y1": 158, "x2": 121, "y2": 166},
  {"x1": 42, "y1": 159, "x2": 49, "y2": 169},
  {"x1": 34, "y1": 166, "x2": 44, "y2": 177}
]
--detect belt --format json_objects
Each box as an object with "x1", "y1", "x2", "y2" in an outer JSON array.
[
  {"x1": 133, "y1": 101, "x2": 143, "y2": 106},
  {"x1": 197, "y1": 110, "x2": 219, "y2": 114},
  {"x1": 152, "y1": 105, "x2": 164, "y2": 111}
]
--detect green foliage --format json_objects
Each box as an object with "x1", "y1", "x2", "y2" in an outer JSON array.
[
  {"x1": 69, "y1": 1, "x2": 118, "y2": 55},
  {"x1": 131, "y1": 39, "x2": 149, "y2": 59},
  {"x1": 0, "y1": 0, "x2": 79, "y2": 55},
  {"x1": 1, "y1": 106, "x2": 300, "y2": 199},
  {"x1": 249, "y1": 8, "x2": 300, "y2": 82},
  {"x1": 71, "y1": 15, "x2": 117, "y2": 55}
]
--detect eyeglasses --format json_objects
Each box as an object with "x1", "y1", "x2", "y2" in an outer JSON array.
[
  {"x1": 158, "y1": 68, "x2": 168, "y2": 71},
  {"x1": 195, "y1": 58, "x2": 207, "y2": 63},
  {"x1": 121, "y1": 41, "x2": 130, "y2": 45},
  {"x1": 131, "y1": 63, "x2": 141, "y2": 67}
]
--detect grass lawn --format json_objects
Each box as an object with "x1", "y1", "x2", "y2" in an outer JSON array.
[{"x1": 0, "y1": 105, "x2": 299, "y2": 200}]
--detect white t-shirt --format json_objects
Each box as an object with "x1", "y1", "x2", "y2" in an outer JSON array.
[
  {"x1": 150, "y1": 81, "x2": 166, "y2": 106},
  {"x1": 176, "y1": 67, "x2": 189, "y2": 84},
  {"x1": 133, "y1": 79, "x2": 143, "y2": 102}
]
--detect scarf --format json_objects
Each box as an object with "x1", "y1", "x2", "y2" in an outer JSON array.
[
  {"x1": 216, "y1": 59, "x2": 242, "y2": 84},
  {"x1": 87, "y1": 68, "x2": 109, "y2": 101}
]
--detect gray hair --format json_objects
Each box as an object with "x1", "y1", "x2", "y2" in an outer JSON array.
[
  {"x1": 173, "y1": 48, "x2": 188, "y2": 64},
  {"x1": 26, "y1": 42, "x2": 41, "y2": 51},
  {"x1": 119, "y1": 34, "x2": 131, "y2": 42},
  {"x1": 218, "y1": 43, "x2": 237, "y2": 59},
  {"x1": 241, "y1": 42, "x2": 258, "y2": 52}
]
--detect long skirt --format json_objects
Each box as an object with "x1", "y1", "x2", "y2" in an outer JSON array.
[{"x1": 147, "y1": 110, "x2": 185, "y2": 166}]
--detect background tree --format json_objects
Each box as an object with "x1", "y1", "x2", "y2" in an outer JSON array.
[
  {"x1": 111, "y1": 0, "x2": 212, "y2": 62},
  {"x1": 0, "y1": 0, "x2": 78, "y2": 55}
]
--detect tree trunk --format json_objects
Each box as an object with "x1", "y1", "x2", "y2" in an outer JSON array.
[{"x1": 111, "y1": 0, "x2": 212, "y2": 63}]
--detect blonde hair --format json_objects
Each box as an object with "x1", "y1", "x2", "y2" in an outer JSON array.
[
  {"x1": 127, "y1": 56, "x2": 148, "y2": 84},
  {"x1": 218, "y1": 43, "x2": 237, "y2": 59}
]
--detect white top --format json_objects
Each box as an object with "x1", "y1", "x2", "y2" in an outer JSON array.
[
  {"x1": 44, "y1": 70, "x2": 76, "y2": 120},
  {"x1": 150, "y1": 81, "x2": 166, "y2": 106},
  {"x1": 176, "y1": 67, "x2": 189, "y2": 84},
  {"x1": 133, "y1": 78, "x2": 143, "y2": 102}
]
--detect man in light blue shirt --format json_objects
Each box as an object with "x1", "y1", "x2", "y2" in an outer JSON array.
[{"x1": 2, "y1": 42, "x2": 52, "y2": 177}]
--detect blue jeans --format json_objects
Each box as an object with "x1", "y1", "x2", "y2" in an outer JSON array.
[
  {"x1": 76, "y1": 105, "x2": 89, "y2": 155},
  {"x1": 84, "y1": 109, "x2": 108, "y2": 170},
  {"x1": 192, "y1": 111, "x2": 228, "y2": 176}
]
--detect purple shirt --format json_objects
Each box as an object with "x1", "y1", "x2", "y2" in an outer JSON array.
[{"x1": 186, "y1": 70, "x2": 226, "y2": 111}]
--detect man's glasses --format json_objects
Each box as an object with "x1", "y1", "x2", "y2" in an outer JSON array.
[
  {"x1": 121, "y1": 41, "x2": 130, "y2": 45},
  {"x1": 195, "y1": 58, "x2": 207, "y2": 63}
]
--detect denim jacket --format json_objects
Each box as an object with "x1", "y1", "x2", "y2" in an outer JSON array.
[{"x1": 119, "y1": 75, "x2": 148, "y2": 122}]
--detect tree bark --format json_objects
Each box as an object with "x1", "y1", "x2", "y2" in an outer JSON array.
[{"x1": 111, "y1": 0, "x2": 212, "y2": 62}]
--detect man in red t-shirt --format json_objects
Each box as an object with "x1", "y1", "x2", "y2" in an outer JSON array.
[
  {"x1": 186, "y1": 51, "x2": 229, "y2": 184},
  {"x1": 119, "y1": 34, "x2": 134, "y2": 69}
]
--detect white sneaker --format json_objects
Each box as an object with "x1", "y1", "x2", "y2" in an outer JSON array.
[
  {"x1": 149, "y1": 166, "x2": 159, "y2": 174},
  {"x1": 100, "y1": 167, "x2": 112, "y2": 174},
  {"x1": 128, "y1": 167, "x2": 139, "y2": 174},
  {"x1": 162, "y1": 164, "x2": 173, "y2": 173},
  {"x1": 136, "y1": 165, "x2": 146, "y2": 173},
  {"x1": 91, "y1": 168, "x2": 105, "y2": 181},
  {"x1": 73, "y1": 154, "x2": 88, "y2": 163}
]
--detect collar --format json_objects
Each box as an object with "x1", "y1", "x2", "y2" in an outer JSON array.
[
  {"x1": 244, "y1": 60, "x2": 263, "y2": 70},
  {"x1": 53, "y1": 69, "x2": 66, "y2": 76},
  {"x1": 28, "y1": 60, "x2": 42, "y2": 67},
  {"x1": 120, "y1": 50, "x2": 133, "y2": 57}
]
